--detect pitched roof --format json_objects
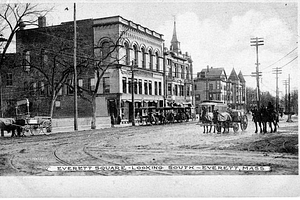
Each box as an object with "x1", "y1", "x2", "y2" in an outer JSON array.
[
  {"x1": 200, "y1": 67, "x2": 226, "y2": 78},
  {"x1": 238, "y1": 71, "x2": 246, "y2": 83},
  {"x1": 228, "y1": 68, "x2": 239, "y2": 81}
]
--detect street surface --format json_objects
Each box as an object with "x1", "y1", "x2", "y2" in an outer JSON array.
[{"x1": 0, "y1": 114, "x2": 298, "y2": 175}]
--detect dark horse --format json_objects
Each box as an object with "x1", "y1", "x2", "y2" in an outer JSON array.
[
  {"x1": 251, "y1": 107, "x2": 263, "y2": 133},
  {"x1": 252, "y1": 104, "x2": 279, "y2": 134},
  {"x1": 0, "y1": 118, "x2": 25, "y2": 137}
]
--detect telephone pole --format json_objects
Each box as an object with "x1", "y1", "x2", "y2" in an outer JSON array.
[
  {"x1": 250, "y1": 37, "x2": 264, "y2": 108},
  {"x1": 287, "y1": 74, "x2": 292, "y2": 122},
  {"x1": 283, "y1": 79, "x2": 288, "y2": 112},
  {"x1": 272, "y1": 67, "x2": 282, "y2": 111},
  {"x1": 73, "y1": 3, "x2": 78, "y2": 130}
]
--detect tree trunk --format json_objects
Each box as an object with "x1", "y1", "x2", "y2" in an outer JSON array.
[{"x1": 91, "y1": 96, "x2": 96, "y2": 129}]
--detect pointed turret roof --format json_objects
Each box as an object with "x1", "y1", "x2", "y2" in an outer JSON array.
[
  {"x1": 170, "y1": 20, "x2": 180, "y2": 53},
  {"x1": 228, "y1": 68, "x2": 239, "y2": 81},
  {"x1": 238, "y1": 71, "x2": 246, "y2": 83}
]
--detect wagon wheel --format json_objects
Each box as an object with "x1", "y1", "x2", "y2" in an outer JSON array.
[
  {"x1": 232, "y1": 122, "x2": 239, "y2": 133},
  {"x1": 41, "y1": 120, "x2": 51, "y2": 134},
  {"x1": 240, "y1": 115, "x2": 248, "y2": 131}
]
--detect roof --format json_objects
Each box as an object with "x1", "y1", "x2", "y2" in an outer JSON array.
[
  {"x1": 238, "y1": 71, "x2": 246, "y2": 83},
  {"x1": 200, "y1": 67, "x2": 226, "y2": 78},
  {"x1": 228, "y1": 68, "x2": 239, "y2": 81}
]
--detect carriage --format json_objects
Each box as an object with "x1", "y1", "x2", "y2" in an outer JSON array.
[
  {"x1": 198, "y1": 100, "x2": 248, "y2": 133},
  {"x1": 135, "y1": 106, "x2": 194, "y2": 125},
  {"x1": 0, "y1": 99, "x2": 52, "y2": 137}
]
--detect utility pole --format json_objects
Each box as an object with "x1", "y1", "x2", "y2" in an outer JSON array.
[
  {"x1": 283, "y1": 79, "x2": 288, "y2": 113},
  {"x1": 131, "y1": 59, "x2": 137, "y2": 126},
  {"x1": 287, "y1": 74, "x2": 292, "y2": 122},
  {"x1": 272, "y1": 67, "x2": 282, "y2": 111},
  {"x1": 73, "y1": 3, "x2": 78, "y2": 130},
  {"x1": 250, "y1": 37, "x2": 264, "y2": 109}
]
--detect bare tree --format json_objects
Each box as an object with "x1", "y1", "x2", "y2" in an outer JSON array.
[
  {"x1": 78, "y1": 29, "x2": 128, "y2": 129},
  {"x1": 0, "y1": 3, "x2": 52, "y2": 69}
]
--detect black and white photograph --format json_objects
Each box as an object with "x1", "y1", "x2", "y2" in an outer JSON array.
[{"x1": 0, "y1": 0, "x2": 299, "y2": 197}]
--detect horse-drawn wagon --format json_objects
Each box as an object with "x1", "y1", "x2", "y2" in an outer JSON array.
[
  {"x1": 0, "y1": 99, "x2": 52, "y2": 137},
  {"x1": 197, "y1": 100, "x2": 248, "y2": 133}
]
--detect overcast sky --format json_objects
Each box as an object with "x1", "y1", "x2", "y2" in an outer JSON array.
[{"x1": 5, "y1": 0, "x2": 299, "y2": 96}]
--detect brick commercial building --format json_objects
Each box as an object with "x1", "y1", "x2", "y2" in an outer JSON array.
[{"x1": 1, "y1": 16, "x2": 194, "y2": 126}]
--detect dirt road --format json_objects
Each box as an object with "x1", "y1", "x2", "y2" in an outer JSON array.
[{"x1": 0, "y1": 115, "x2": 298, "y2": 175}]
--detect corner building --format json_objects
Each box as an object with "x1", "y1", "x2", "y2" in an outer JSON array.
[{"x1": 163, "y1": 21, "x2": 193, "y2": 107}]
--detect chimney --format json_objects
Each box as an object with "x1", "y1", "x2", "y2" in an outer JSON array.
[
  {"x1": 38, "y1": 16, "x2": 46, "y2": 28},
  {"x1": 207, "y1": 65, "x2": 209, "y2": 72}
]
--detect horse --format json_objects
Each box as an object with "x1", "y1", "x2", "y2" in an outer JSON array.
[
  {"x1": 0, "y1": 118, "x2": 25, "y2": 137},
  {"x1": 212, "y1": 110, "x2": 232, "y2": 134},
  {"x1": 251, "y1": 108, "x2": 263, "y2": 133},
  {"x1": 266, "y1": 110, "x2": 279, "y2": 133},
  {"x1": 200, "y1": 108, "x2": 215, "y2": 133}
]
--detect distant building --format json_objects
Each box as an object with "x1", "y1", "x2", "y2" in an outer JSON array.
[
  {"x1": 194, "y1": 66, "x2": 246, "y2": 111},
  {"x1": 163, "y1": 21, "x2": 193, "y2": 107}
]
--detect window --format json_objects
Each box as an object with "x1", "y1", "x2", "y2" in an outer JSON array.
[
  {"x1": 67, "y1": 79, "x2": 74, "y2": 95},
  {"x1": 167, "y1": 83, "x2": 172, "y2": 95},
  {"x1": 88, "y1": 78, "x2": 95, "y2": 91},
  {"x1": 125, "y1": 42, "x2": 130, "y2": 65},
  {"x1": 33, "y1": 82, "x2": 37, "y2": 95},
  {"x1": 58, "y1": 86, "x2": 63, "y2": 96},
  {"x1": 168, "y1": 67, "x2": 172, "y2": 78},
  {"x1": 103, "y1": 77, "x2": 110, "y2": 94},
  {"x1": 186, "y1": 67, "x2": 190, "y2": 80},
  {"x1": 194, "y1": 84, "x2": 197, "y2": 90},
  {"x1": 155, "y1": 52, "x2": 159, "y2": 71},
  {"x1": 181, "y1": 66, "x2": 185, "y2": 79},
  {"x1": 144, "y1": 80, "x2": 148, "y2": 95},
  {"x1": 138, "y1": 79, "x2": 142, "y2": 94},
  {"x1": 154, "y1": 81, "x2": 158, "y2": 95},
  {"x1": 209, "y1": 83, "x2": 213, "y2": 90},
  {"x1": 149, "y1": 81, "x2": 152, "y2": 95},
  {"x1": 141, "y1": 47, "x2": 146, "y2": 68},
  {"x1": 187, "y1": 85, "x2": 190, "y2": 96},
  {"x1": 158, "y1": 82, "x2": 162, "y2": 95},
  {"x1": 101, "y1": 41, "x2": 110, "y2": 64},
  {"x1": 128, "y1": 78, "x2": 132, "y2": 94},
  {"x1": 216, "y1": 81, "x2": 220, "y2": 90},
  {"x1": 6, "y1": 73, "x2": 12, "y2": 86},
  {"x1": 134, "y1": 79, "x2": 137, "y2": 94},
  {"x1": 133, "y1": 45, "x2": 138, "y2": 66},
  {"x1": 175, "y1": 64, "x2": 178, "y2": 78},
  {"x1": 149, "y1": 50, "x2": 153, "y2": 70},
  {"x1": 179, "y1": 85, "x2": 184, "y2": 96},
  {"x1": 174, "y1": 85, "x2": 178, "y2": 96},
  {"x1": 122, "y1": 77, "x2": 127, "y2": 93},
  {"x1": 78, "y1": 79, "x2": 83, "y2": 93}
]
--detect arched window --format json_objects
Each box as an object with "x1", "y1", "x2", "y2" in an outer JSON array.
[
  {"x1": 149, "y1": 49, "x2": 153, "y2": 70},
  {"x1": 155, "y1": 52, "x2": 159, "y2": 72},
  {"x1": 133, "y1": 44, "x2": 138, "y2": 65},
  {"x1": 101, "y1": 41, "x2": 110, "y2": 64},
  {"x1": 124, "y1": 42, "x2": 130, "y2": 65},
  {"x1": 141, "y1": 47, "x2": 146, "y2": 68}
]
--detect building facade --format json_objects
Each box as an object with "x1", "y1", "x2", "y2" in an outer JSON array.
[
  {"x1": 164, "y1": 21, "x2": 193, "y2": 107},
  {"x1": 1, "y1": 16, "x2": 171, "y2": 124},
  {"x1": 194, "y1": 66, "x2": 246, "y2": 111}
]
